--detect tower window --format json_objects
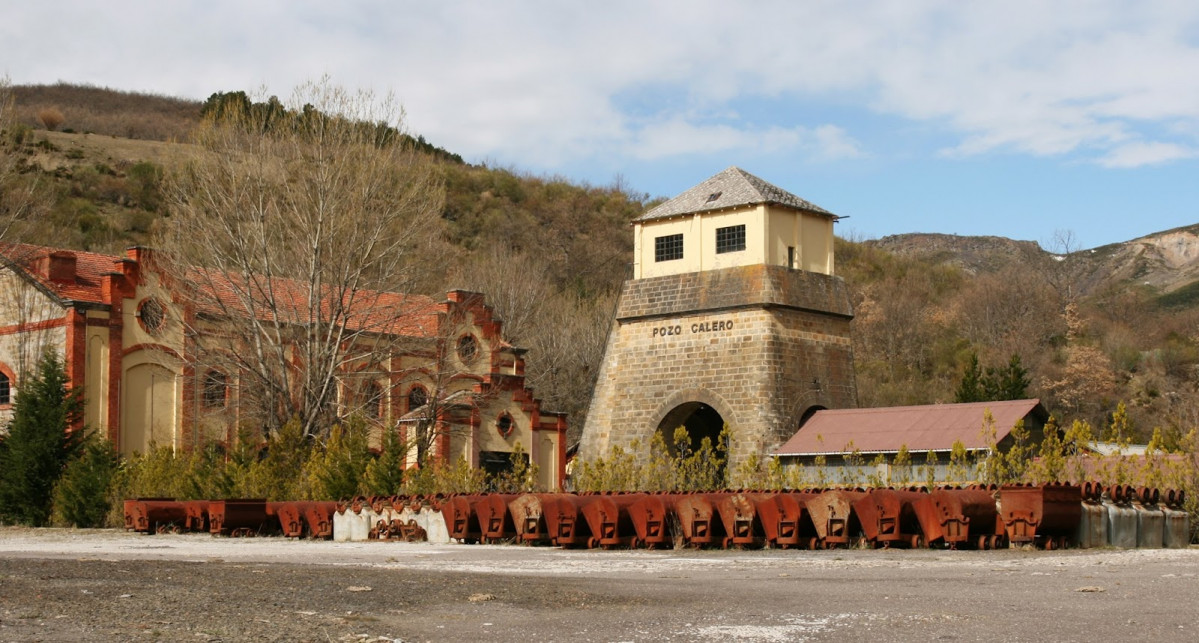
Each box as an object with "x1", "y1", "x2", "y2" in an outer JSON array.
[
  {"x1": 654, "y1": 234, "x2": 684, "y2": 262},
  {"x1": 716, "y1": 225, "x2": 746, "y2": 254},
  {"x1": 0, "y1": 371, "x2": 10, "y2": 406}
]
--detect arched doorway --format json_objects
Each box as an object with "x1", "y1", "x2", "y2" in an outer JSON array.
[
  {"x1": 656, "y1": 401, "x2": 726, "y2": 459},
  {"x1": 798, "y1": 405, "x2": 826, "y2": 429}
]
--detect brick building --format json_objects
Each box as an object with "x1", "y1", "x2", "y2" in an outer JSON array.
[{"x1": 0, "y1": 243, "x2": 567, "y2": 488}]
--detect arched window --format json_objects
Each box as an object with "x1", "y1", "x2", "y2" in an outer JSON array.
[
  {"x1": 202, "y1": 370, "x2": 227, "y2": 409},
  {"x1": 0, "y1": 371, "x2": 10, "y2": 406},
  {"x1": 407, "y1": 385, "x2": 428, "y2": 413},
  {"x1": 362, "y1": 381, "x2": 383, "y2": 420}
]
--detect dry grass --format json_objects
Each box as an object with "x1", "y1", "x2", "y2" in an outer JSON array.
[{"x1": 12, "y1": 82, "x2": 201, "y2": 141}]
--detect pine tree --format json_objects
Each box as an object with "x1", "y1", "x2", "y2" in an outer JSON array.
[
  {"x1": 0, "y1": 350, "x2": 84, "y2": 526},
  {"x1": 983, "y1": 354, "x2": 1031, "y2": 401},
  {"x1": 361, "y1": 427, "x2": 407, "y2": 496},
  {"x1": 954, "y1": 352, "x2": 984, "y2": 403}
]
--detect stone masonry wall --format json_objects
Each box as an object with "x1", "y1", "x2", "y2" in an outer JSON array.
[{"x1": 580, "y1": 264, "x2": 857, "y2": 469}]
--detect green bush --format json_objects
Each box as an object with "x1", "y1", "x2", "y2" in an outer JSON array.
[
  {"x1": 305, "y1": 418, "x2": 372, "y2": 500},
  {"x1": 51, "y1": 432, "x2": 118, "y2": 527},
  {"x1": 0, "y1": 350, "x2": 84, "y2": 526}
]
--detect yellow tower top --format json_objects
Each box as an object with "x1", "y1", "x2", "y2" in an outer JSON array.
[{"x1": 632, "y1": 167, "x2": 839, "y2": 279}]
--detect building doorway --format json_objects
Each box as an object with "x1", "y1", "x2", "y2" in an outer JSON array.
[{"x1": 656, "y1": 402, "x2": 727, "y2": 459}]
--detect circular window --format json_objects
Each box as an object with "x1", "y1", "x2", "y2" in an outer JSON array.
[
  {"x1": 457, "y1": 334, "x2": 479, "y2": 364},
  {"x1": 138, "y1": 298, "x2": 167, "y2": 335},
  {"x1": 496, "y1": 413, "x2": 514, "y2": 439}
]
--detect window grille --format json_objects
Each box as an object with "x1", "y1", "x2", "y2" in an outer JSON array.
[
  {"x1": 655, "y1": 233, "x2": 684, "y2": 262},
  {"x1": 716, "y1": 224, "x2": 746, "y2": 254}
]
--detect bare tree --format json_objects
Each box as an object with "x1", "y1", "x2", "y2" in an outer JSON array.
[
  {"x1": 1040, "y1": 229, "x2": 1090, "y2": 311},
  {"x1": 158, "y1": 79, "x2": 446, "y2": 439},
  {"x1": 1, "y1": 76, "x2": 43, "y2": 241}
]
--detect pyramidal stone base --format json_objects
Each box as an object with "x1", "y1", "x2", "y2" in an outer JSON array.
[{"x1": 579, "y1": 263, "x2": 858, "y2": 469}]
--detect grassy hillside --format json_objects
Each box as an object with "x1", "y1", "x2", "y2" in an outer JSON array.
[{"x1": 6, "y1": 82, "x2": 1199, "y2": 448}]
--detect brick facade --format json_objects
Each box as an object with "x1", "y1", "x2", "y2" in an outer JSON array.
[{"x1": 580, "y1": 263, "x2": 857, "y2": 468}]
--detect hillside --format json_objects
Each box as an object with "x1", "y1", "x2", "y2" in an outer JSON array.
[
  {"x1": 4, "y1": 82, "x2": 1199, "y2": 448},
  {"x1": 871, "y1": 226, "x2": 1199, "y2": 308}
]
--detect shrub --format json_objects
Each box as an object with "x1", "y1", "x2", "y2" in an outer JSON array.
[
  {"x1": 0, "y1": 350, "x2": 84, "y2": 526},
  {"x1": 51, "y1": 432, "x2": 118, "y2": 527},
  {"x1": 305, "y1": 419, "x2": 372, "y2": 500},
  {"x1": 361, "y1": 427, "x2": 406, "y2": 496},
  {"x1": 37, "y1": 107, "x2": 65, "y2": 131}
]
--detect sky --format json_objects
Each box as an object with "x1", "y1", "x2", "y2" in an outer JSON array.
[{"x1": 4, "y1": 1, "x2": 1198, "y2": 250}]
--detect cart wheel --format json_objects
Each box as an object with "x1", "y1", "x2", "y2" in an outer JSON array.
[
  {"x1": 910, "y1": 534, "x2": 924, "y2": 549},
  {"x1": 978, "y1": 535, "x2": 989, "y2": 550}
]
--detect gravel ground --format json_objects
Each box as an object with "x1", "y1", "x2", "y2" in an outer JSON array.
[{"x1": 0, "y1": 527, "x2": 1196, "y2": 642}]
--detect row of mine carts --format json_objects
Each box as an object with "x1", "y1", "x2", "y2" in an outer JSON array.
[
  {"x1": 123, "y1": 499, "x2": 341, "y2": 539},
  {"x1": 439, "y1": 483, "x2": 1190, "y2": 550},
  {"x1": 123, "y1": 482, "x2": 1191, "y2": 549}
]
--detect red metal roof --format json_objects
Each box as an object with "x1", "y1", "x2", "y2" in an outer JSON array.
[{"x1": 774, "y1": 399, "x2": 1046, "y2": 456}]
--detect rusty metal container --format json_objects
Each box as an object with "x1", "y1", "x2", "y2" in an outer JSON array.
[
  {"x1": 626, "y1": 493, "x2": 674, "y2": 548},
  {"x1": 303, "y1": 501, "x2": 338, "y2": 539},
  {"x1": 912, "y1": 487, "x2": 1002, "y2": 549},
  {"x1": 440, "y1": 494, "x2": 483, "y2": 543},
  {"x1": 124, "y1": 498, "x2": 186, "y2": 533},
  {"x1": 806, "y1": 489, "x2": 866, "y2": 548},
  {"x1": 181, "y1": 500, "x2": 210, "y2": 532},
  {"x1": 578, "y1": 493, "x2": 639, "y2": 548},
  {"x1": 998, "y1": 483, "x2": 1082, "y2": 548},
  {"x1": 473, "y1": 493, "x2": 519, "y2": 543},
  {"x1": 208, "y1": 499, "x2": 270, "y2": 536},
  {"x1": 671, "y1": 493, "x2": 724, "y2": 548},
  {"x1": 715, "y1": 493, "x2": 764, "y2": 548},
  {"x1": 508, "y1": 493, "x2": 553, "y2": 544},
  {"x1": 542, "y1": 494, "x2": 590, "y2": 547},
  {"x1": 854, "y1": 488, "x2": 926, "y2": 548},
  {"x1": 753, "y1": 492, "x2": 819, "y2": 549},
  {"x1": 274, "y1": 501, "x2": 307, "y2": 538}
]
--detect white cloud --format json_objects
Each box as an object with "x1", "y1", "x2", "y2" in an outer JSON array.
[
  {"x1": 1098, "y1": 141, "x2": 1196, "y2": 168},
  {"x1": 627, "y1": 119, "x2": 864, "y2": 161},
  {"x1": 4, "y1": 1, "x2": 1199, "y2": 170}
]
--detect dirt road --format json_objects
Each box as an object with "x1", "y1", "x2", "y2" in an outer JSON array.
[{"x1": 0, "y1": 528, "x2": 1195, "y2": 641}]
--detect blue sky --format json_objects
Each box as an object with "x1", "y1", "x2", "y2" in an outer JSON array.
[{"x1": 4, "y1": 1, "x2": 1198, "y2": 249}]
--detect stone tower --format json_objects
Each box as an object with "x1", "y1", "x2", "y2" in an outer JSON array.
[{"x1": 579, "y1": 167, "x2": 858, "y2": 469}]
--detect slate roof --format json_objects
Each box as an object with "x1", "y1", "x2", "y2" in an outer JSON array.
[
  {"x1": 774, "y1": 399, "x2": 1047, "y2": 456},
  {"x1": 636, "y1": 166, "x2": 835, "y2": 223}
]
